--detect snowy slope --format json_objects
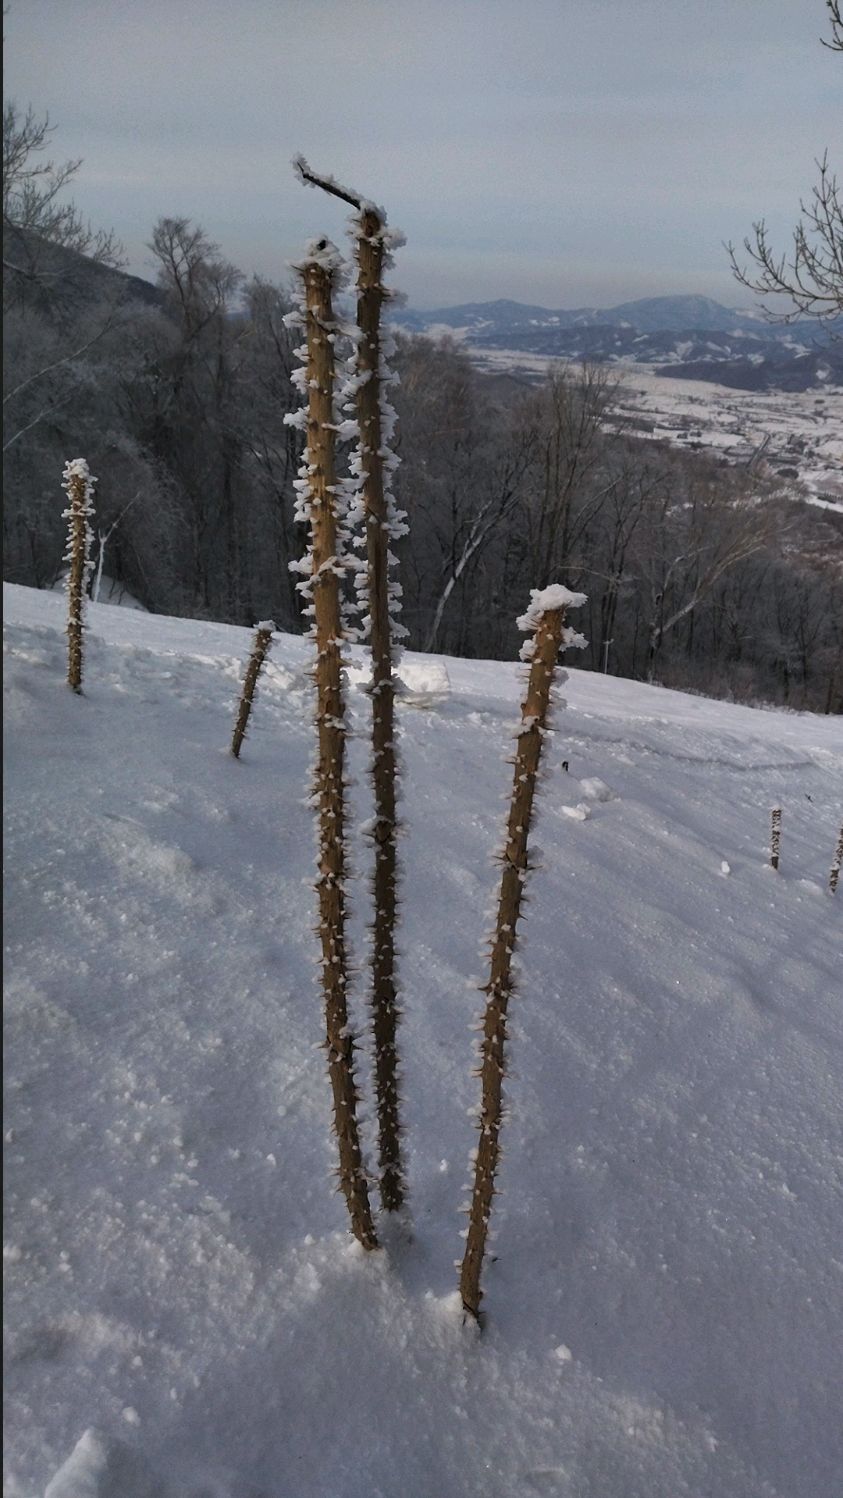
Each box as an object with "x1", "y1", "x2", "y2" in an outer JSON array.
[{"x1": 3, "y1": 582, "x2": 842, "y2": 1498}]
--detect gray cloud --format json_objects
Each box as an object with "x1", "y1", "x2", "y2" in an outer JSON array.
[{"x1": 4, "y1": 0, "x2": 839, "y2": 308}]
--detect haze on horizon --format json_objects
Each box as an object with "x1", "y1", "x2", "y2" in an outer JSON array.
[{"x1": 4, "y1": 0, "x2": 839, "y2": 312}]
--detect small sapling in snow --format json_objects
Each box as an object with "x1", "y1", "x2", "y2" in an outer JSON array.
[
  {"x1": 829, "y1": 824, "x2": 843, "y2": 895},
  {"x1": 459, "y1": 584, "x2": 586, "y2": 1322},
  {"x1": 771, "y1": 807, "x2": 782, "y2": 871},
  {"x1": 61, "y1": 458, "x2": 97, "y2": 692},
  {"x1": 286, "y1": 241, "x2": 378, "y2": 1252},
  {"x1": 231, "y1": 621, "x2": 275, "y2": 758}
]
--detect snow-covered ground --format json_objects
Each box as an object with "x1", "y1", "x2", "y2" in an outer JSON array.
[
  {"x1": 469, "y1": 346, "x2": 843, "y2": 511},
  {"x1": 610, "y1": 368, "x2": 843, "y2": 511},
  {"x1": 4, "y1": 582, "x2": 842, "y2": 1498}
]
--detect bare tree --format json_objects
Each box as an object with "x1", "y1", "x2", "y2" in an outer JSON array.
[
  {"x1": 2, "y1": 308, "x2": 123, "y2": 453},
  {"x1": 727, "y1": 8, "x2": 841, "y2": 325},
  {"x1": 727, "y1": 154, "x2": 842, "y2": 325},
  {"x1": 822, "y1": 0, "x2": 842, "y2": 50},
  {"x1": 146, "y1": 217, "x2": 249, "y2": 616},
  {"x1": 521, "y1": 363, "x2": 622, "y2": 589},
  {"x1": 637, "y1": 465, "x2": 778, "y2": 683},
  {"x1": 391, "y1": 334, "x2": 535, "y2": 654},
  {"x1": 423, "y1": 430, "x2": 533, "y2": 653},
  {"x1": 236, "y1": 277, "x2": 303, "y2": 626},
  {"x1": 149, "y1": 217, "x2": 241, "y2": 340},
  {"x1": 3, "y1": 102, "x2": 133, "y2": 471},
  {"x1": 3, "y1": 102, "x2": 124, "y2": 288}
]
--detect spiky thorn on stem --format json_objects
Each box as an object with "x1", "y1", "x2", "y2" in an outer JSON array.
[
  {"x1": 459, "y1": 589, "x2": 584, "y2": 1323},
  {"x1": 293, "y1": 156, "x2": 408, "y2": 1213},
  {"x1": 298, "y1": 248, "x2": 378, "y2": 1252},
  {"x1": 231, "y1": 622, "x2": 275, "y2": 758}
]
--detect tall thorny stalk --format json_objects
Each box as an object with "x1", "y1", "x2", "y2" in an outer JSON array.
[
  {"x1": 348, "y1": 205, "x2": 409, "y2": 1212},
  {"x1": 294, "y1": 157, "x2": 410, "y2": 1213},
  {"x1": 284, "y1": 242, "x2": 378, "y2": 1251},
  {"x1": 459, "y1": 585, "x2": 587, "y2": 1322},
  {"x1": 62, "y1": 457, "x2": 96, "y2": 692}
]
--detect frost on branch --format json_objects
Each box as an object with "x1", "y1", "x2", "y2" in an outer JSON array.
[{"x1": 459, "y1": 585, "x2": 586, "y2": 1322}]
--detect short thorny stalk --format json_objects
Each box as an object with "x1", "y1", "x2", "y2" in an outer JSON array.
[
  {"x1": 62, "y1": 459, "x2": 96, "y2": 693},
  {"x1": 299, "y1": 250, "x2": 378, "y2": 1252},
  {"x1": 459, "y1": 596, "x2": 576, "y2": 1322},
  {"x1": 771, "y1": 807, "x2": 782, "y2": 871},
  {"x1": 231, "y1": 623, "x2": 274, "y2": 758},
  {"x1": 829, "y1": 824, "x2": 843, "y2": 894}
]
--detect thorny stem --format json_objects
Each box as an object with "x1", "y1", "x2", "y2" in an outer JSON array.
[
  {"x1": 65, "y1": 468, "x2": 90, "y2": 691},
  {"x1": 355, "y1": 206, "x2": 407, "y2": 1212},
  {"x1": 829, "y1": 824, "x2": 843, "y2": 894},
  {"x1": 231, "y1": 625, "x2": 273, "y2": 758},
  {"x1": 771, "y1": 807, "x2": 782, "y2": 872},
  {"x1": 459, "y1": 605, "x2": 567, "y2": 1321},
  {"x1": 300, "y1": 255, "x2": 378, "y2": 1252}
]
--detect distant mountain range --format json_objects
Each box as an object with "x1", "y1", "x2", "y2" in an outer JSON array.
[
  {"x1": 7, "y1": 228, "x2": 840, "y2": 395},
  {"x1": 393, "y1": 295, "x2": 843, "y2": 392}
]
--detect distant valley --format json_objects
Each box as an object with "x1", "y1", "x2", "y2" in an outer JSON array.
[
  {"x1": 394, "y1": 295, "x2": 843, "y2": 511},
  {"x1": 394, "y1": 294, "x2": 843, "y2": 393}
]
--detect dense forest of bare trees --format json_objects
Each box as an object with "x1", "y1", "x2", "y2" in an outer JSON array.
[
  {"x1": 390, "y1": 337, "x2": 842, "y2": 711},
  {"x1": 3, "y1": 108, "x2": 842, "y2": 713}
]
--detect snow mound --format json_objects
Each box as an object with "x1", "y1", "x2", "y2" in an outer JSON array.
[
  {"x1": 44, "y1": 1428, "x2": 166, "y2": 1498},
  {"x1": 346, "y1": 654, "x2": 450, "y2": 705},
  {"x1": 51, "y1": 574, "x2": 148, "y2": 612},
  {"x1": 397, "y1": 657, "x2": 451, "y2": 705},
  {"x1": 578, "y1": 776, "x2": 616, "y2": 802},
  {"x1": 560, "y1": 801, "x2": 591, "y2": 821}
]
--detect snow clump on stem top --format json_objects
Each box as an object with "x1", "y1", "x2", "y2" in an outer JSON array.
[{"x1": 516, "y1": 585, "x2": 587, "y2": 634}]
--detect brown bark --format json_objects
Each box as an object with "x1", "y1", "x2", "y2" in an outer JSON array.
[
  {"x1": 300, "y1": 252, "x2": 378, "y2": 1252},
  {"x1": 459, "y1": 604, "x2": 567, "y2": 1321},
  {"x1": 355, "y1": 208, "x2": 406, "y2": 1212},
  {"x1": 65, "y1": 468, "x2": 90, "y2": 692},
  {"x1": 771, "y1": 807, "x2": 782, "y2": 871},
  {"x1": 231, "y1": 625, "x2": 273, "y2": 758}
]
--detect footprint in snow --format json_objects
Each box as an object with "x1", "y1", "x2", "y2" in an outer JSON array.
[{"x1": 524, "y1": 1469, "x2": 569, "y2": 1493}]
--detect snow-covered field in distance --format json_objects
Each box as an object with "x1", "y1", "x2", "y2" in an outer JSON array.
[
  {"x1": 468, "y1": 345, "x2": 843, "y2": 512},
  {"x1": 4, "y1": 582, "x2": 842, "y2": 1497}
]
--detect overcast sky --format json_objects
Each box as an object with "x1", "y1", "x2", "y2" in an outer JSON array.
[{"x1": 4, "y1": 0, "x2": 840, "y2": 310}]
